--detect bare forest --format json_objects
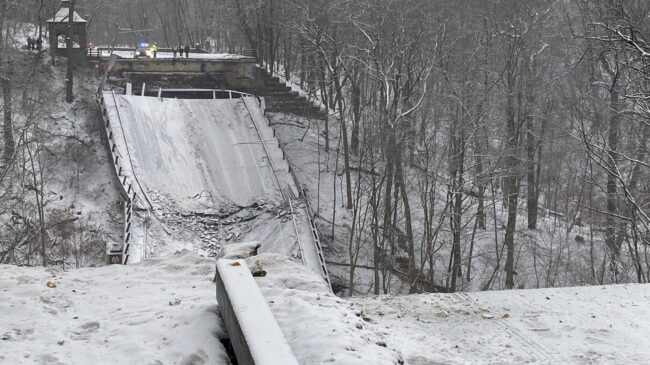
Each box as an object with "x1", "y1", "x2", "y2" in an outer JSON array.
[{"x1": 1, "y1": 0, "x2": 649, "y2": 295}]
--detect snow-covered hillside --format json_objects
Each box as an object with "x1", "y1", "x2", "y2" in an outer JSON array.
[{"x1": 1, "y1": 48, "x2": 122, "y2": 268}]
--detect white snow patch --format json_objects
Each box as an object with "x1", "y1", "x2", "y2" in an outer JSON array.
[
  {"x1": 220, "y1": 241, "x2": 261, "y2": 259},
  {"x1": 47, "y1": 7, "x2": 87, "y2": 23}
]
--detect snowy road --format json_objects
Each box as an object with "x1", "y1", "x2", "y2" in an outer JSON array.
[{"x1": 353, "y1": 284, "x2": 650, "y2": 364}]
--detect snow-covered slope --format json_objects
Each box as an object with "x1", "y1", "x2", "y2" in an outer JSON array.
[
  {"x1": 353, "y1": 284, "x2": 650, "y2": 364},
  {"x1": 0, "y1": 251, "x2": 229, "y2": 365}
]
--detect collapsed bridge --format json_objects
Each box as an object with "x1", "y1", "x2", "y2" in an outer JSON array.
[{"x1": 98, "y1": 79, "x2": 329, "y2": 287}]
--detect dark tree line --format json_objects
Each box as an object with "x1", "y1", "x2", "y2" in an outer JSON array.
[{"x1": 212, "y1": 0, "x2": 649, "y2": 292}]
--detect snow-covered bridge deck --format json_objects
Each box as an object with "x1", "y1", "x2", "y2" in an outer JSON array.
[{"x1": 105, "y1": 94, "x2": 282, "y2": 207}]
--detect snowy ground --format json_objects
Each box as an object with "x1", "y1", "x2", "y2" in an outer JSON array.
[
  {"x1": 3, "y1": 250, "x2": 648, "y2": 365},
  {"x1": 353, "y1": 284, "x2": 650, "y2": 364},
  {"x1": 0, "y1": 248, "x2": 405, "y2": 365},
  {"x1": 240, "y1": 252, "x2": 403, "y2": 364},
  {"x1": 0, "y1": 251, "x2": 229, "y2": 365}
]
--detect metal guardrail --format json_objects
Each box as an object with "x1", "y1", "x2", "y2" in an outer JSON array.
[
  {"x1": 152, "y1": 88, "x2": 253, "y2": 99},
  {"x1": 241, "y1": 97, "x2": 286, "y2": 202},
  {"x1": 98, "y1": 92, "x2": 137, "y2": 265},
  {"x1": 87, "y1": 49, "x2": 102, "y2": 60},
  {"x1": 243, "y1": 97, "x2": 332, "y2": 289},
  {"x1": 299, "y1": 185, "x2": 331, "y2": 288}
]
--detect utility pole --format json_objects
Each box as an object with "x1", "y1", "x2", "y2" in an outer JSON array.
[{"x1": 66, "y1": 0, "x2": 75, "y2": 103}]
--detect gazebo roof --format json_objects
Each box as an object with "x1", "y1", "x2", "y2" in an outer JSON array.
[{"x1": 46, "y1": 5, "x2": 87, "y2": 23}]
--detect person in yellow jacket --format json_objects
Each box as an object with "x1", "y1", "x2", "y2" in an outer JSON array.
[{"x1": 151, "y1": 42, "x2": 158, "y2": 58}]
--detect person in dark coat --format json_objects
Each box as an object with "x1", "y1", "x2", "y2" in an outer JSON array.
[
  {"x1": 27, "y1": 37, "x2": 33, "y2": 50},
  {"x1": 36, "y1": 38, "x2": 42, "y2": 50},
  {"x1": 184, "y1": 44, "x2": 190, "y2": 58}
]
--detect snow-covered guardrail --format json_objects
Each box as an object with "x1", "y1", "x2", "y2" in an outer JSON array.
[
  {"x1": 215, "y1": 259, "x2": 299, "y2": 365},
  {"x1": 98, "y1": 92, "x2": 137, "y2": 265},
  {"x1": 299, "y1": 185, "x2": 331, "y2": 288},
  {"x1": 242, "y1": 97, "x2": 331, "y2": 289}
]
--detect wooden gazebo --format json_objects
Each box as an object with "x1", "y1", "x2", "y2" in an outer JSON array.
[{"x1": 47, "y1": 0, "x2": 88, "y2": 62}]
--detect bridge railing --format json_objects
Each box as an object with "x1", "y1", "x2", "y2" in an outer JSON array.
[
  {"x1": 87, "y1": 49, "x2": 102, "y2": 60},
  {"x1": 98, "y1": 92, "x2": 137, "y2": 265},
  {"x1": 243, "y1": 96, "x2": 332, "y2": 289},
  {"x1": 149, "y1": 88, "x2": 254, "y2": 99}
]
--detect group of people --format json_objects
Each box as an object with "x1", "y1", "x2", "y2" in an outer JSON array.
[
  {"x1": 173, "y1": 43, "x2": 190, "y2": 58},
  {"x1": 26, "y1": 37, "x2": 42, "y2": 51}
]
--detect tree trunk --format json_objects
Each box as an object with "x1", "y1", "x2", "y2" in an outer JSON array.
[
  {"x1": 395, "y1": 146, "x2": 418, "y2": 294},
  {"x1": 333, "y1": 70, "x2": 353, "y2": 210},
  {"x1": 605, "y1": 81, "x2": 622, "y2": 276},
  {"x1": 449, "y1": 106, "x2": 465, "y2": 292},
  {"x1": 504, "y1": 64, "x2": 520, "y2": 290},
  {"x1": 525, "y1": 58, "x2": 538, "y2": 229},
  {"x1": 2, "y1": 58, "x2": 14, "y2": 164},
  {"x1": 380, "y1": 129, "x2": 395, "y2": 294},
  {"x1": 66, "y1": 0, "x2": 75, "y2": 103},
  {"x1": 350, "y1": 69, "x2": 361, "y2": 155}
]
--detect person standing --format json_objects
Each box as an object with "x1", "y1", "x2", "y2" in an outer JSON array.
[
  {"x1": 27, "y1": 37, "x2": 33, "y2": 50},
  {"x1": 36, "y1": 38, "x2": 42, "y2": 51},
  {"x1": 172, "y1": 44, "x2": 177, "y2": 58},
  {"x1": 151, "y1": 42, "x2": 158, "y2": 58},
  {"x1": 184, "y1": 44, "x2": 190, "y2": 58}
]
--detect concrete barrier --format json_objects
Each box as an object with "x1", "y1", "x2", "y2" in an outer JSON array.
[{"x1": 215, "y1": 259, "x2": 298, "y2": 365}]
